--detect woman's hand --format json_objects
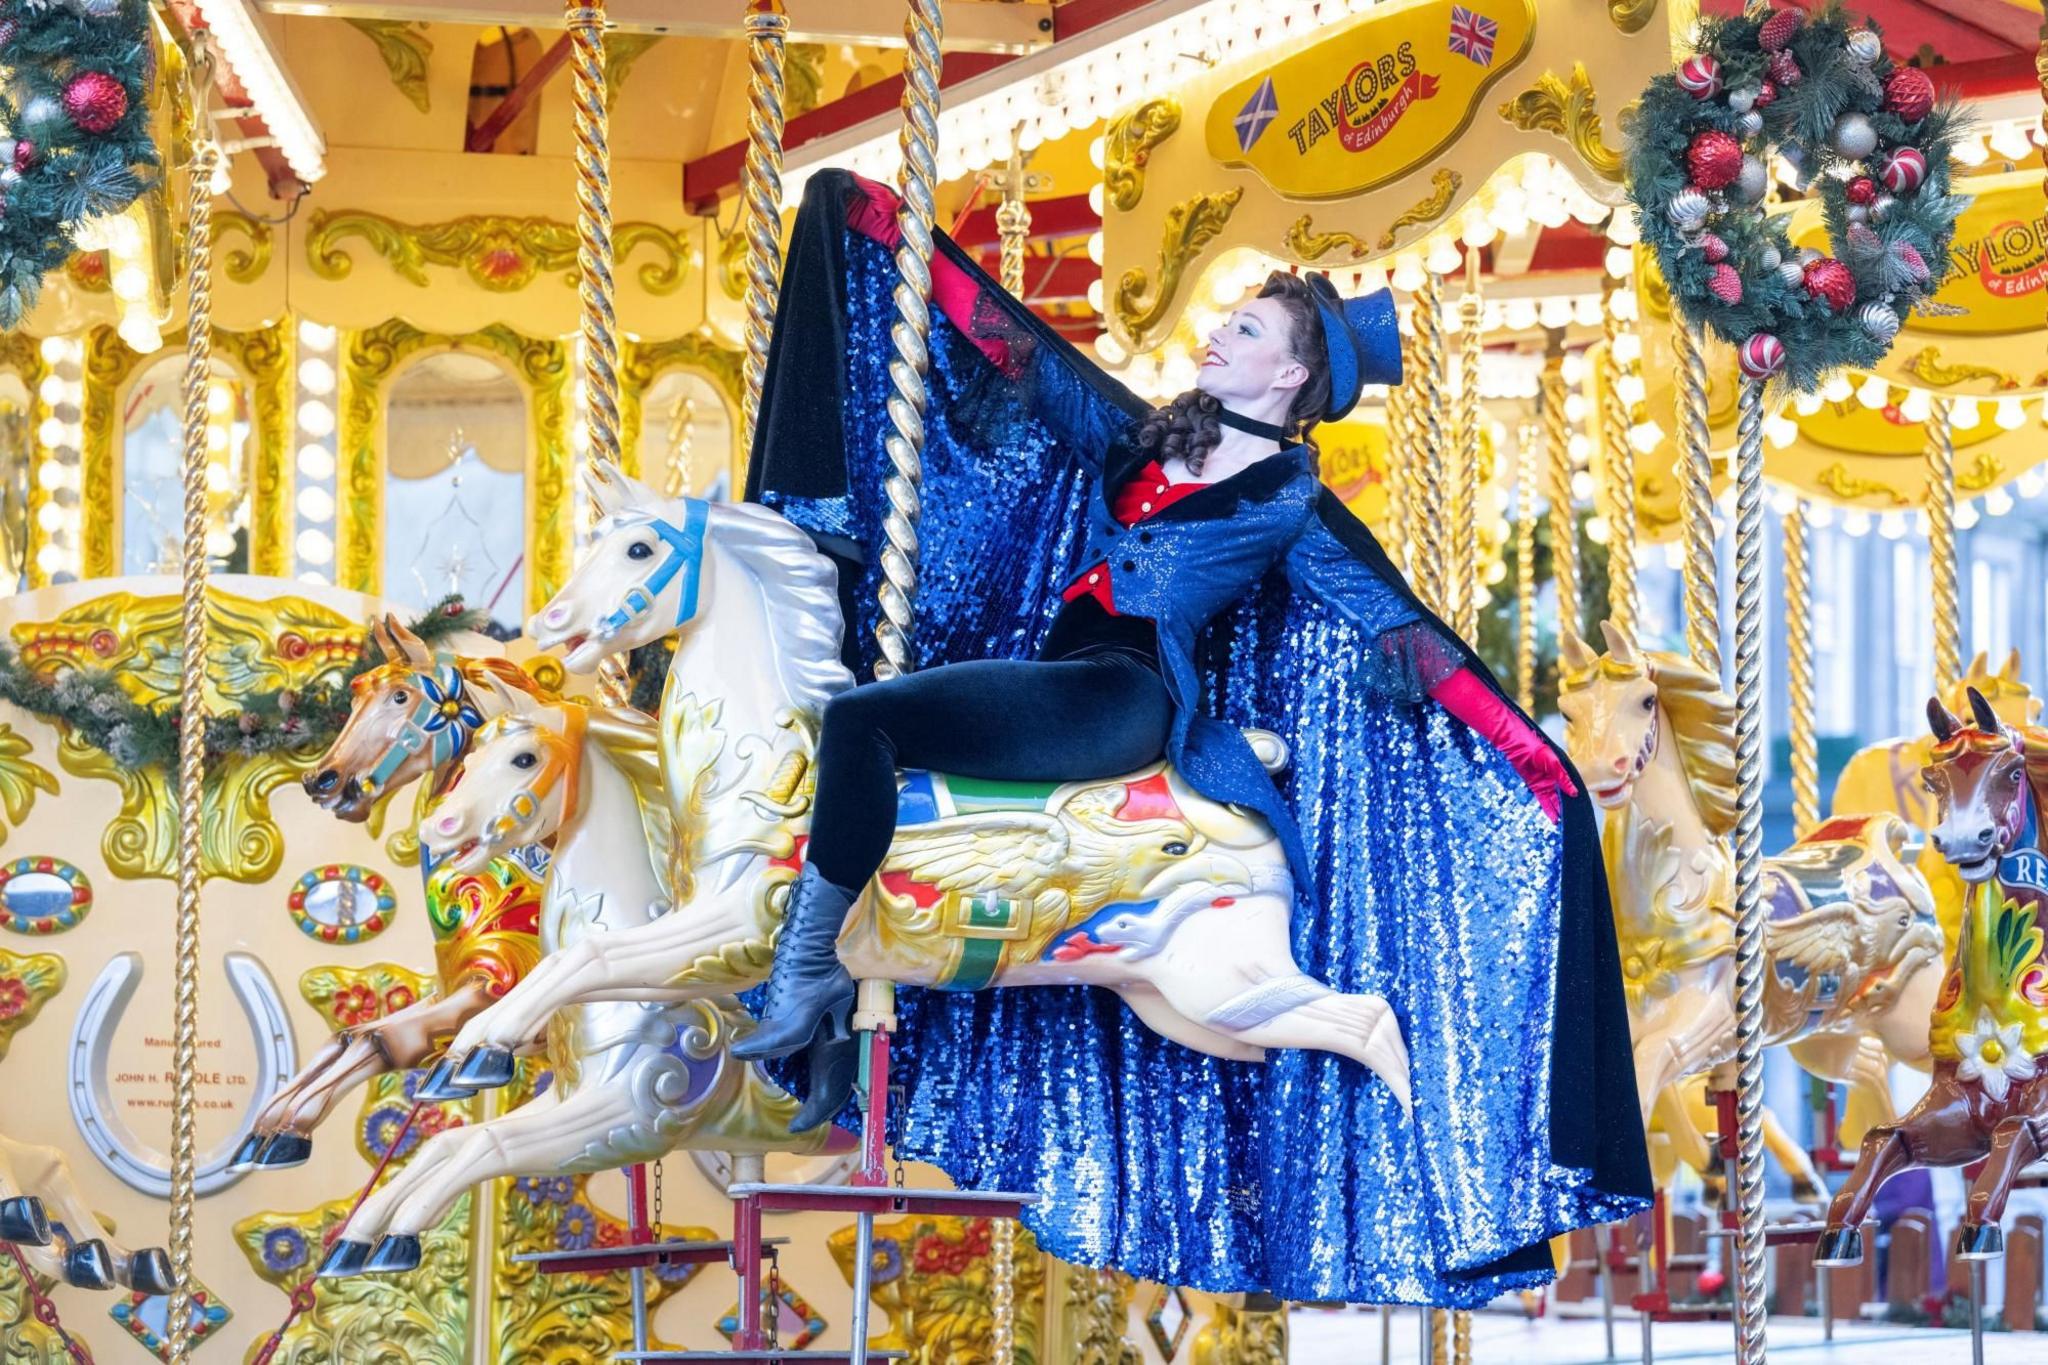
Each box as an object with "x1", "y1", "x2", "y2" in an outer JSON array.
[{"x1": 1428, "y1": 668, "x2": 1579, "y2": 823}]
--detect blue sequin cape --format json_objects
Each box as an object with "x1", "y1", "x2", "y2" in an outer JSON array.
[{"x1": 746, "y1": 171, "x2": 1651, "y2": 1307}]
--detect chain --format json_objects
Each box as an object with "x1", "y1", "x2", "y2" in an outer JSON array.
[
  {"x1": 1926, "y1": 398, "x2": 1959, "y2": 694},
  {"x1": 990, "y1": 1217, "x2": 1016, "y2": 1365},
  {"x1": 766, "y1": 1248, "x2": 782, "y2": 1348},
  {"x1": 651, "y1": 1155, "x2": 664, "y2": 1236},
  {"x1": 1541, "y1": 333, "x2": 1577, "y2": 640},
  {"x1": 738, "y1": 0, "x2": 789, "y2": 459},
  {"x1": 5, "y1": 1240, "x2": 92, "y2": 1364}
]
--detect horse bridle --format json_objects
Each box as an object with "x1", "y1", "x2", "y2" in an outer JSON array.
[
  {"x1": 359, "y1": 662, "x2": 486, "y2": 799},
  {"x1": 472, "y1": 705, "x2": 587, "y2": 850},
  {"x1": 594, "y1": 500, "x2": 709, "y2": 643}
]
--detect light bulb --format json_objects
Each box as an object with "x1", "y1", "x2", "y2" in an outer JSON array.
[
  {"x1": 1950, "y1": 400, "x2": 1981, "y2": 430},
  {"x1": 295, "y1": 528, "x2": 335, "y2": 565},
  {"x1": 298, "y1": 399, "x2": 335, "y2": 437},
  {"x1": 297, "y1": 443, "x2": 335, "y2": 479},
  {"x1": 1877, "y1": 511, "x2": 1907, "y2": 539},
  {"x1": 1842, "y1": 510, "x2": 1872, "y2": 536},
  {"x1": 1821, "y1": 373, "x2": 1852, "y2": 403},
  {"x1": 297, "y1": 486, "x2": 335, "y2": 522},
  {"x1": 1995, "y1": 397, "x2": 2024, "y2": 430},
  {"x1": 299, "y1": 357, "x2": 336, "y2": 395},
  {"x1": 1900, "y1": 390, "x2": 1932, "y2": 423},
  {"x1": 1954, "y1": 500, "x2": 1980, "y2": 530},
  {"x1": 1856, "y1": 375, "x2": 1889, "y2": 408}
]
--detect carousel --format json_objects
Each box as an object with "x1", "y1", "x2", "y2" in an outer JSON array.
[{"x1": 0, "y1": 1, "x2": 2043, "y2": 1362}]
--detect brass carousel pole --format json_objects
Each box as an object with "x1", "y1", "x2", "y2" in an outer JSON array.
[
  {"x1": 1784, "y1": 499, "x2": 1818, "y2": 836},
  {"x1": 167, "y1": 130, "x2": 218, "y2": 1365},
  {"x1": 1411, "y1": 271, "x2": 1450, "y2": 619},
  {"x1": 996, "y1": 128, "x2": 1030, "y2": 299},
  {"x1": 1600, "y1": 285, "x2": 1638, "y2": 639},
  {"x1": 1541, "y1": 331, "x2": 1577, "y2": 639},
  {"x1": 1515, "y1": 419, "x2": 1538, "y2": 712},
  {"x1": 1453, "y1": 249, "x2": 1482, "y2": 641},
  {"x1": 739, "y1": 0, "x2": 790, "y2": 459},
  {"x1": 1926, "y1": 398, "x2": 1960, "y2": 694},
  {"x1": 1674, "y1": 320, "x2": 1721, "y2": 678},
  {"x1": 1728, "y1": 374, "x2": 1771, "y2": 1365},
  {"x1": 1387, "y1": 336, "x2": 1416, "y2": 581}
]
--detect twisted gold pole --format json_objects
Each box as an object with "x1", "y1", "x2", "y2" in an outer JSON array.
[
  {"x1": 1387, "y1": 343, "x2": 1415, "y2": 581},
  {"x1": 873, "y1": 0, "x2": 944, "y2": 681},
  {"x1": 997, "y1": 127, "x2": 1030, "y2": 298},
  {"x1": 739, "y1": 0, "x2": 789, "y2": 460},
  {"x1": 1926, "y1": 398, "x2": 1960, "y2": 694},
  {"x1": 1411, "y1": 272, "x2": 1450, "y2": 618},
  {"x1": 990, "y1": 1213, "x2": 1016, "y2": 1365},
  {"x1": 1454, "y1": 1308, "x2": 1472, "y2": 1365},
  {"x1": 1674, "y1": 319, "x2": 1721, "y2": 680},
  {"x1": 1541, "y1": 333, "x2": 1577, "y2": 640},
  {"x1": 1454, "y1": 249, "x2": 1483, "y2": 640},
  {"x1": 167, "y1": 135, "x2": 218, "y2": 1365},
  {"x1": 1431, "y1": 1309, "x2": 1448, "y2": 1363},
  {"x1": 1784, "y1": 500, "x2": 1818, "y2": 836},
  {"x1": 1729, "y1": 375, "x2": 1770, "y2": 1365},
  {"x1": 1516, "y1": 419, "x2": 1538, "y2": 712},
  {"x1": 1600, "y1": 286, "x2": 1639, "y2": 639}
]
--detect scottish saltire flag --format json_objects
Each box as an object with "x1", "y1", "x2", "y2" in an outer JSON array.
[
  {"x1": 1233, "y1": 76, "x2": 1278, "y2": 152},
  {"x1": 1447, "y1": 5, "x2": 1497, "y2": 66}
]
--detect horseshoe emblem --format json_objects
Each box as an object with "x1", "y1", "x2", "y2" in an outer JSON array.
[{"x1": 67, "y1": 951, "x2": 297, "y2": 1198}]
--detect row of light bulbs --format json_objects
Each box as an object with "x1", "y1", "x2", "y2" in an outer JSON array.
[
  {"x1": 31, "y1": 336, "x2": 85, "y2": 582},
  {"x1": 292, "y1": 320, "x2": 340, "y2": 581}
]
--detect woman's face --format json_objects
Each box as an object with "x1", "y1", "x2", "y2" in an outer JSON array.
[{"x1": 1197, "y1": 296, "x2": 1307, "y2": 408}]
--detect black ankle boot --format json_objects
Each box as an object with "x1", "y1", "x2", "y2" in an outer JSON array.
[{"x1": 731, "y1": 865, "x2": 857, "y2": 1062}]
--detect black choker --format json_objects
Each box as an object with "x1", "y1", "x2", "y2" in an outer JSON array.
[{"x1": 1216, "y1": 407, "x2": 1289, "y2": 441}]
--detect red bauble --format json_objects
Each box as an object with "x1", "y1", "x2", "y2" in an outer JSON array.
[
  {"x1": 1801, "y1": 257, "x2": 1855, "y2": 314},
  {"x1": 1767, "y1": 50, "x2": 1801, "y2": 87},
  {"x1": 0, "y1": 19, "x2": 17, "y2": 48},
  {"x1": 1700, "y1": 233, "x2": 1730, "y2": 263},
  {"x1": 1884, "y1": 66, "x2": 1935, "y2": 123},
  {"x1": 62, "y1": 71, "x2": 128, "y2": 135},
  {"x1": 1753, "y1": 79, "x2": 1777, "y2": 109},
  {"x1": 1846, "y1": 177, "x2": 1877, "y2": 205},
  {"x1": 11, "y1": 140, "x2": 34, "y2": 173},
  {"x1": 1686, "y1": 130, "x2": 1744, "y2": 191},
  {"x1": 1706, "y1": 264, "x2": 1743, "y2": 305},
  {"x1": 1758, "y1": 9, "x2": 1801, "y2": 53}
]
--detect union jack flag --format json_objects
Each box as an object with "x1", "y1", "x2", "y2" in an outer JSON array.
[{"x1": 1447, "y1": 5, "x2": 1497, "y2": 66}]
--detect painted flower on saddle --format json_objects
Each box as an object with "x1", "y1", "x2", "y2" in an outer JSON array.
[
  {"x1": 261, "y1": 1227, "x2": 309, "y2": 1274},
  {"x1": 1955, "y1": 1010, "x2": 2035, "y2": 1102},
  {"x1": 412, "y1": 1105, "x2": 461, "y2": 1139},
  {"x1": 514, "y1": 1174, "x2": 576, "y2": 1206},
  {"x1": 332, "y1": 981, "x2": 382, "y2": 1027},
  {"x1": 384, "y1": 983, "x2": 417, "y2": 1014},
  {"x1": 556, "y1": 1203, "x2": 598, "y2": 1250},
  {"x1": 361, "y1": 1103, "x2": 422, "y2": 1161},
  {"x1": 0, "y1": 977, "x2": 28, "y2": 1020}
]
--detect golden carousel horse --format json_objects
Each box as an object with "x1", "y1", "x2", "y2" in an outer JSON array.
[{"x1": 1560, "y1": 622, "x2": 1946, "y2": 1198}]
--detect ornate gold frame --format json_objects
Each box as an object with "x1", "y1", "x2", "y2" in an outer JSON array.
[
  {"x1": 336, "y1": 319, "x2": 571, "y2": 612},
  {"x1": 620, "y1": 334, "x2": 746, "y2": 491},
  {"x1": 0, "y1": 332, "x2": 49, "y2": 588}
]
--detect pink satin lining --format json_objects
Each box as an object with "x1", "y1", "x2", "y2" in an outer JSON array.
[{"x1": 845, "y1": 174, "x2": 1014, "y2": 373}]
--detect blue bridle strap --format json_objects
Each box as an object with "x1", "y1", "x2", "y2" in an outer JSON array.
[
  {"x1": 595, "y1": 500, "x2": 709, "y2": 641},
  {"x1": 361, "y1": 663, "x2": 479, "y2": 797}
]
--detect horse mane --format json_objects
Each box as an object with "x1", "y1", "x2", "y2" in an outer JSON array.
[
  {"x1": 701, "y1": 500, "x2": 854, "y2": 713},
  {"x1": 1643, "y1": 650, "x2": 1740, "y2": 839},
  {"x1": 459, "y1": 655, "x2": 553, "y2": 699}
]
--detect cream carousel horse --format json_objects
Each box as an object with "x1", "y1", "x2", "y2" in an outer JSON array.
[
  {"x1": 1559, "y1": 622, "x2": 1946, "y2": 1197},
  {"x1": 319, "y1": 686, "x2": 838, "y2": 1276},
  {"x1": 232, "y1": 617, "x2": 555, "y2": 1170},
  {"x1": 1833, "y1": 650, "x2": 2040, "y2": 946},
  {"x1": 1, "y1": 1132, "x2": 172, "y2": 1293},
  {"x1": 424, "y1": 467, "x2": 1410, "y2": 1122}
]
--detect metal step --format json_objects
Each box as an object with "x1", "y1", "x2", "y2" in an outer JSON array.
[
  {"x1": 726, "y1": 1181, "x2": 1037, "y2": 1219},
  {"x1": 512, "y1": 1237, "x2": 787, "y2": 1276}
]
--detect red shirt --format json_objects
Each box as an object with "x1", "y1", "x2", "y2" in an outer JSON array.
[{"x1": 1060, "y1": 460, "x2": 1207, "y2": 614}]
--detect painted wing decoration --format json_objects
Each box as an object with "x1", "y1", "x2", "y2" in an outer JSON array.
[
  {"x1": 882, "y1": 813, "x2": 1072, "y2": 896},
  {"x1": 1765, "y1": 904, "x2": 1869, "y2": 977}
]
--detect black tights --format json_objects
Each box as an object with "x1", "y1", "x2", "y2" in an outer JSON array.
[{"x1": 806, "y1": 653, "x2": 1174, "y2": 893}]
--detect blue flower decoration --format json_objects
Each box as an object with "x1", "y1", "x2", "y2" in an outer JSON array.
[
  {"x1": 514, "y1": 1175, "x2": 575, "y2": 1206},
  {"x1": 261, "y1": 1227, "x2": 308, "y2": 1274},
  {"x1": 361, "y1": 1104, "x2": 420, "y2": 1162},
  {"x1": 871, "y1": 1236, "x2": 904, "y2": 1286},
  {"x1": 555, "y1": 1203, "x2": 597, "y2": 1251},
  {"x1": 419, "y1": 667, "x2": 484, "y2": 738}
]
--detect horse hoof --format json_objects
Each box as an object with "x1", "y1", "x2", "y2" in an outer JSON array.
[
  {"x1": 1957, "y1": 1223, "x2": 2004, "y2": 1260},
  {"x1": 64, "y1": 1238, "x2": 117, "y2": 1291},
  {"x1": 1812, "y1": 1227, "x2": 1863, "y2": 1267},
  {"x1": 316, "y1": 1238, "x2": 372, "y2": 1279},
  {"x1": 411, "y1": 1057, "x2": 469, "y2": 1102},
  {"x1": 0, "y1": 1195, "x2": 51, "y2": 1246},
  {"x1": 451, "y1": 1046, "x2": 515, "y2": 1091},
  {"x1": 255, "y1": 1132, "x2": 313, "y2": 1169},
  {"x1": 227, "y1": 1131, "x2": 268, "y2": 1172},
  {"x1": 127, "y1": 1247, "x2": 175, "y2": 1297},
  {"x1": 363, "y1": 1234, "x2": 423, "y2": 1275}
]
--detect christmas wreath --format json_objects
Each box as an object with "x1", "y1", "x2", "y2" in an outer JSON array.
[
  {"x1": 0, "y1": 0, "x2": 159, "y2": 328},
  {"x1": 1626, "y1": 3, "x2": 1964, "y2": 392}
]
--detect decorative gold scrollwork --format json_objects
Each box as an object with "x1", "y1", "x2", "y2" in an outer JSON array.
[
  {"x1": 0, "y1": 722, "x2": 58, "y2": 842},
  {"x1": 717, "y1": 224, "x2": 748, "y2": 302},
  {"x1": 1955, "y1": 451, "x2": 2003, "y2": 493},
  {"x1": 1816, "y1": 462, "x2": 1911, "y2": 507},
  {"x1": 1499, "y1": 63, "x2": 1628, "y2": 184},
  {"x1": 1608, "y1": 0, "x2": 1658, "y2": 34},
  {"x1": 619, "y1": 334, "x2": 746, "y2": 485},
  {"x1": 1377, "y1": 169, "x2": 1463, "y2": 251},
  {"x1": 345, "y1": 19, "x2": 433, "y2": 112},
  {"x1": 827, "y1": 1215, "x2": 1047, "y2": 1360},
  {"x1": 1901, "y1": 347, "x2": 2021, "y2": 390},
  {"x1": 604, "y1": 32, "x2": 663, "y2": 106},
  {"x1": 1284, "y1": 214, "x2": 1371, "y2": 262},
  {"x1": 1103, "y1": 98, "x2": 1182, "y2": 212},
  {"x1": 1114, "y1": 188, "x2": 1242, "y2": 350},
  {"x1": 211, "y1": 209, "x2": 273, "y2": 283},
  {"x1": 307, "y1": 210, "x2": 691, "y2": 297}
]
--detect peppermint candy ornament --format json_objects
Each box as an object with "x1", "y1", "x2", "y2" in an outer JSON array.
[
  {"x1": 1739, "y1": 334, "x2": 1786, "y2": 378},
  {"x1": 1880, "y1": 146, "x2": 1926, "y2": 193},
  {"x1": 1676, "y1": 55, "x2": 1722, "y2": 99}
]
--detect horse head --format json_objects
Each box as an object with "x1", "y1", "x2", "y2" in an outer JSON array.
[
  {"x1": 528, "y1": 460, "x2": 709, "y2": 672},
  {"x1": 1557, "y1": 621, "x2": 1662, "y2": 810},
  {"x1": 1947, "y1": 649, "x2": 2042, "y2": 732},
  {"x1": 304, "y1": 614, "x2": 540, "y2": 821},
  {"x1": 1924, "y1": 689, "x2": 2033, "y2": 884},
  {"x1": 423, "y1": 683, "x2": 587, "y2": 875}
]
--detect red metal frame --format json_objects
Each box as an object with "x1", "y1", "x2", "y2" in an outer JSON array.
[{"x1": 465, "y1": 35, "x2": 574, "y2": 154}]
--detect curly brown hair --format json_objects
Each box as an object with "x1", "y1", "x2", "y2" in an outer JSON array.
[{"x1": 1132, "y1": 272, "x2": 1333, "y2": 476}]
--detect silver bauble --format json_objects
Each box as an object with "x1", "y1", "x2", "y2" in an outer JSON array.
[
  {"x1": 1759, "y1": 246, "x2": 1783, "y2": 271},
  {"x1": 1728, "y1": 86, "x2": 1757, "y2": 114},
  {"x1": 1667, "y1": 188, "x2": 1710, "y2": 231},
  {"x1": 1831, "y1": 112, "x2": 1878, "y2": 159},
  {"x1": 1738, "y1": 111, "x2": 1764, "y2": 137},
  {"x1": 1777, "y1": 260, "x2": 1806, "y2": 289},
  {"x1": 1734, "y1": 157, "x2": 1769, "y2": 205},
  {"x1": 1845, "y1": 30, "x2": 1883, "y2": 65},
  {"x1": 1871, "y1": 194, "x2": 1895, "y2": 222},
  {"x1": 1797, "y1": 246, "x2": 1823, "y2": 265},
  {"x1": 1846, "y1": 204, "x2": 1869, "y2": 224},
  {"x1": 1857, "y1": 301, "x2": 1900, "y2": 343}
]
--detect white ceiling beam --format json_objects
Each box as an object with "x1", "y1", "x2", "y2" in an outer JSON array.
[{"x1": 256, "y1": 1, "x2": 1054, "y2": 54}]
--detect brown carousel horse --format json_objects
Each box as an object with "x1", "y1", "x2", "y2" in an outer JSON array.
[
  {"x1": 230, "y1": 616, "x2": 551, "y2": 1169},
  {"x1": 1816, "y1": 688, "x2": 2048, "y2": 1265}
]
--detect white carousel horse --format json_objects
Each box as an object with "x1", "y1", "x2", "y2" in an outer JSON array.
[
  {"x1": 1559, "y1": 621, "x2": 1946, "y2": 1197},
  {"x1": 0, "y1": 1131, "x2": 172, "y2": 1293},
  {"x1": 318, "y1": 686, "x2": 839, "y2": 1276},
  {"x1": 431, "y1": 465, "x2": 1410, "y2": 1111}
]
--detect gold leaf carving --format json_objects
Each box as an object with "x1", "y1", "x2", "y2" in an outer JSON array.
[
  {"x1": 1816, "y1": 462, "x2": 1910, "y2": 507},
  {"x1": 1499, "y1": 62, "x2": 1627, "y2": 184},
  {"x1": 1901, "y1": 347, "x2": 2021, "y2": 390},
  {"x1": 0, "y1": 722, "x2": 57, "y2": 842},
  {"x1": 717, "y1": 225, "x2": 747, "y2": 302},
  {"x1": 1607, "y1": 0, "x2": 1658, "y2": 34},
  {"x1": 0, "y1": 946, "x2": 64, "y2": 1061},
  {"x1": 1103, "y1": 98, "x2": 1182, "y2": 212},
  {"x1": 1115, "y1": 188, "x2": 1242, "y2": 350},
  {"x1": 786, "y1": 42, "x2": 827, "y2": 118},
  {"x1": 307, "y1": 210, "x2": 690, "y2": 297},
  {"x1": 346, "y1": 19, "x2": 433, "y2": 113},
  {"x1": 1956, "y1": 451, "x2": 2002, "y2": 493},
  {"x1": 828, "y1": 1215, "x2": 1046, "y2": 1360},
  {"x1": 1285, "y1": 214, "x2": 1371, "y2": 262},
  {"x1": 1055, "y1": 1264, "x2": 1140, "y2": 1365},
  {"x1": 1376, "y1": 168, "x2": 1463, "y2": 251},
  {"x1": 620, "y1": 334, "x2": 746, "y2": 485},
  {"x1": 1192, "y1": 1297, "x2": 1289, "y2": 1365},
  {"x1": 605, "y1": 32, "x2": 662, "y2": 107},
  {"x1": 212, "y1": 209, "x2": 273, "y2": 283}
]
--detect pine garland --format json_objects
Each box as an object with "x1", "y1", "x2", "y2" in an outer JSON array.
[
  {"x1": 1626, "y1": 3, "x2": 1965, "y2": 393},
  {"x1": 0, "y1": 596, "x2": 484, "y2": 777},
  {"x1": 0, "y1": 0, "x2": 159, "y2": 328}
]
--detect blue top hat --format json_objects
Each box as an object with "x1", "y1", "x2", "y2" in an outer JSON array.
[{"x1": 1306, "y1": 274, "x2": 1401, "y2": 423}]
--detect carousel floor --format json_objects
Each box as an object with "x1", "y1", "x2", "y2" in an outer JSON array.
[{"x1": 1288, "y1": 1306, "x2": 2032, "y2": 1362}]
